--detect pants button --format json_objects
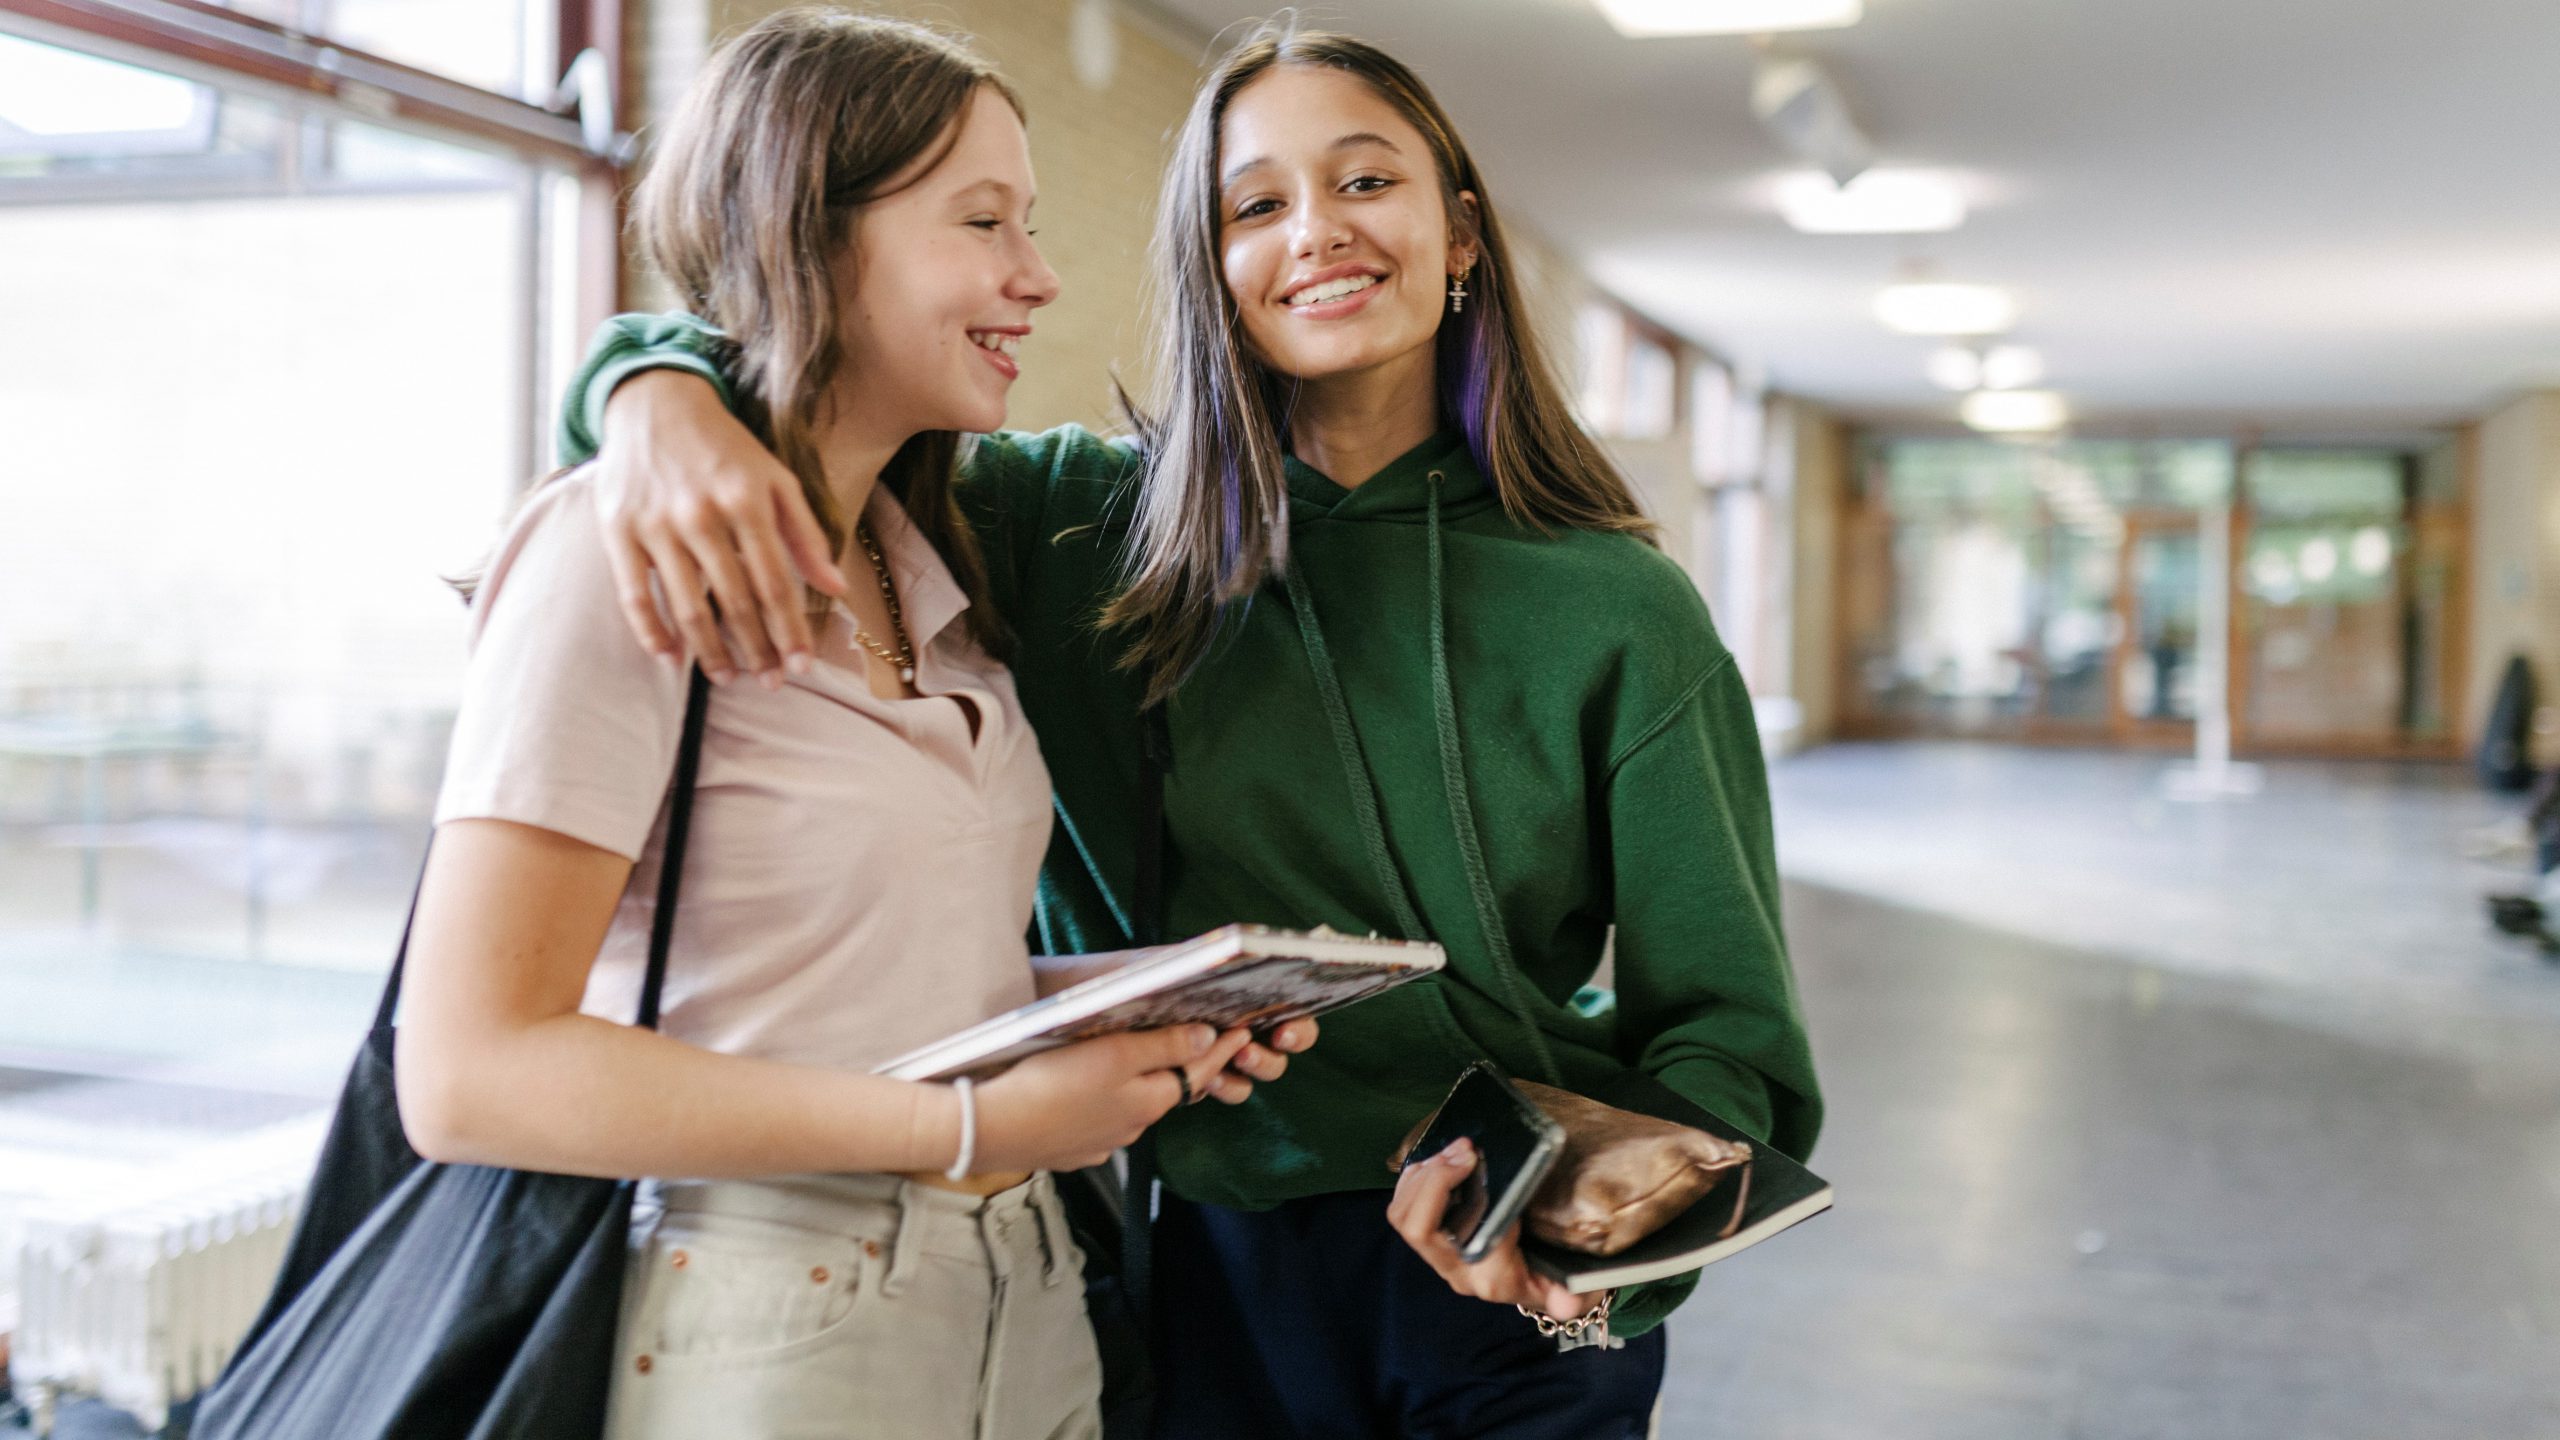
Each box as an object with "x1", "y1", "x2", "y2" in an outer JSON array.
[
  {"x1": 811, "y1": 1266, "x2": 831, "y2": 1285},
  {"x1": 670, "y1": 1248, "x2": 689, "y2": 1269},
  {"x1": 635, "y1": 1354, "x2": 653, "y2": 1375}
]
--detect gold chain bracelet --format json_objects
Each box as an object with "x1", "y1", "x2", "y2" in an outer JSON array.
[{"x1": 1518, "y1": 1287, "x2": 1613, "y2": 1341}]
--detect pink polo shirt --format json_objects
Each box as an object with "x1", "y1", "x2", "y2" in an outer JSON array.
[{"x1": 434, "y1": 469, "x2": 1052, "y2": 1072}]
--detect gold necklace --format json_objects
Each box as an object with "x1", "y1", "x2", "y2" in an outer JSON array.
[{"x1": 847, "y1": 520, "x2": 917, "y2": 684}]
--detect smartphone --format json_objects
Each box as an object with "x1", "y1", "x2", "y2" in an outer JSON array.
[{"x1": 1401, "y1": 1061, "x2": 1566, "y2": 1264}]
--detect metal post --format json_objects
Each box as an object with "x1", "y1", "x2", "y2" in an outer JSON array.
[{"x1": 2169, "y1": 456, "x2": 2263, "y2": 800}]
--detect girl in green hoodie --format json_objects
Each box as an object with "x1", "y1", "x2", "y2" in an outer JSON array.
[{"x1": 560, "y1": 20, "x2": 1819, "y2": 1439}]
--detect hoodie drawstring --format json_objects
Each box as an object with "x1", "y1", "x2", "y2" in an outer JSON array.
[{"x1": 1282, "y1": 472, "x2": 1562, "y2": 1085}]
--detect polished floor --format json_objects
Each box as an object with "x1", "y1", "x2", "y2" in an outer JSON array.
[
  {"x1": 1657, "y1": 879, "x2": 2560, "y2": 1439},
  {"x1": 1769, "y1": 742, "x2": 2560, "y2": 1036},
  {"x1": 1653, "y1": 741, "x2": 2560, "y2": 1440}
]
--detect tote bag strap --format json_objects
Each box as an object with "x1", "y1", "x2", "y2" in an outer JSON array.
[
  {"x1": 634, "y1": 665, "x2": 715, "y2": 1028},
  {"x1": 1132, "y1": 702, "x2": 1171, "y2": 948},
  {"x1": 366, "y1": 665, "x2": 715, "y2": 1035},
  {"x1": 1120, "y1": 703, "x2": 1171, "y2": 1262}
]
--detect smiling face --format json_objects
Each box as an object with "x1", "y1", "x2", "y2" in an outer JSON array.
[
  {"x1": 1216, "y1": 64, "x2": 1476, "y2": 386},
  {"x1": 834, "y1": 84, "x2": 1060, "y2": 439}
]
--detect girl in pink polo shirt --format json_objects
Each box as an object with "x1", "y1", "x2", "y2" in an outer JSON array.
[{"x1": 394, "y1": 14, "x2": 1298, "y2": 1439}]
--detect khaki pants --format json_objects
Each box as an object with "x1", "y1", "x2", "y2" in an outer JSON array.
[{"x1": 604, "y1": 1171, "x2": 1102, "y2": 1440}]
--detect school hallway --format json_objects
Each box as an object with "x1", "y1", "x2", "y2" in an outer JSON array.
[{"x1": 1649, "y1": 745, "x2": 2560, "y2": 1439}]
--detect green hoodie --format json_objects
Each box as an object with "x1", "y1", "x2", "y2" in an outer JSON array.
[{"x1": 561, "y1": 314, "x2": 1822, "y2": 1337}]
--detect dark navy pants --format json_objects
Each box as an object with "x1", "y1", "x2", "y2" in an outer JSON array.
[{"x1": 1145, "y1": 1188, "x2": 1666, "y2": 1440}]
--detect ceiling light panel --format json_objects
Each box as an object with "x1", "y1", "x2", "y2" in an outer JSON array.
[
  {"x1": 1979, "y1": 345, "x2": 2046, "y2": 389},
  {"x1": 1962, "y1": 390, "x2": 2068, "y2": 433},
  {"x1": 1595, "y1": 0, "x2": 1863, "y2": 38},
  {"x1": 1925, "y1": 346, "x2": 1982, "y2": 392},
  {"x1": 1875, "y1": 283, "x2": 2018, "y2": 336},
  {"x1": 1779, "y1": 171, "x2": 1966, "y2": 234}
]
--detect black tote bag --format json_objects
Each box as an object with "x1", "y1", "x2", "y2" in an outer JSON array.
[
  {"x1": 195, "y1": 667, "x2": 713, "y2": 1440},
  {"x1": 1049, "y1": 703, "x2": 1172, "y2": 1440}
]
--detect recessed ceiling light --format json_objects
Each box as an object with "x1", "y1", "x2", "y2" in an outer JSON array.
[
  {"x1": 1926, "y1": 346, "x2": 1982, "y2": 392},
  {"x1": 1594, "y1": 0, "x2": 1862, "y2": 38},
  {"x1": 1961, "y1": 390, "x2": 2067, "y2": 433},
  {"x1": 1979, "y1": 345, "x2": 2045, "y2": 390},
  {"x1": 1875, "y1": 282, "x2": 2017, "y2": 336},
  {"x1": 1778, "y1": 171, "x2": 1966, "y2": 234}
]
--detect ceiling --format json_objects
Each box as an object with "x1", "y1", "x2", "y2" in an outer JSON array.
[{"x1": 1143, "y1": 0, "x2": 2560, "y2": 432}]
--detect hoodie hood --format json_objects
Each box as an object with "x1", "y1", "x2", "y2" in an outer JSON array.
[{"x1": 1283, "y1": 429, "x2": 1499, "y2": 524}]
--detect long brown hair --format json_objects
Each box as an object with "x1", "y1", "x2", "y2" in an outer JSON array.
[
  {"x1": 1106, "y1": 20, "x2": 1654, "y2": 703},
  {"x1": 634, "y1": 7, "x2": 1014, "y2": 654}
]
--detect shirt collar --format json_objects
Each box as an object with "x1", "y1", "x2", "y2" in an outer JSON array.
[{"x1": 833, "y1": 482, "x2": 969, "y2": 653}]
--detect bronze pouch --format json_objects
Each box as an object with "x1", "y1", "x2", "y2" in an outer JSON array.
[{"x1": 1512, "y1": 1081, "x2": 1752, "y2": 1257}]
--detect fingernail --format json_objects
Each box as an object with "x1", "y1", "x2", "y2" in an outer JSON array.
[
  {"x1": 1440, "y1": 1139, "x2": 1475, "y2": 1166},
  {"x1": 787, "y1": 654, "x2": 811, "y2": 677},
  {"x1": 1190, "y1": 1025, "x2": 1216, "y2": 1054},
  {"x1": 709, "y1": 668, "x2": 735, "y2": 685},
  {"x1": 760, "y1": 671, "x2": 783, "y2": 692}
]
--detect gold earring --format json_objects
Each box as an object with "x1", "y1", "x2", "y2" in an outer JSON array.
[{"x1": 1449, "y1": 265, "x2": 1472, "y2": 313}]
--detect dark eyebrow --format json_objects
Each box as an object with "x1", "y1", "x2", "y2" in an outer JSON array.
[{"x1": 1219, "y1": 131, "x2": 1404, "y2": 190}]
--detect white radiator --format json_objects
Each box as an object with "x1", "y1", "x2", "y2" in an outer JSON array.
[{"x1": 11, "y1": 1117, "x2": 323, "y2": 1429}]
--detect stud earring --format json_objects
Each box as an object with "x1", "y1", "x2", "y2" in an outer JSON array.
[{"x1": 1449, "y1": 265, "x2": 1471, "y2": 314}]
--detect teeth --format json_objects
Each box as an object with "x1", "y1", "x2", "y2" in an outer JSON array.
[
  {"x1": 969, "y1": 331, "x2": 1021, "y2": 357},
  {"x1": 1286, "y1": 274, "x2": 1380, "y2": 307}
]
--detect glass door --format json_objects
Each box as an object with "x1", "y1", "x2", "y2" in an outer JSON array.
[
  {"x1": 2234, "y1": 448, "x2": 2462, "y2": 754},
  {"x1": 2114, "y1": 516, "x2": 2202, "y2": 743}
]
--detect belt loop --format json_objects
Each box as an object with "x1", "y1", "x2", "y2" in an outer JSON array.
[
  {"x1": 1031, "y1": 1174, "x2": 1068, "y2": 1288},
  {"x1": 979, "y1": 1192, "x2": 1014, "y2": 1285},
  {"x1": 882, "y1": 1178, "x2": 927, "y2": 1298}
]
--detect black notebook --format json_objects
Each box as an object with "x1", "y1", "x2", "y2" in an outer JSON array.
[{"x1": 1522, "y1": 1113, "x2": 1831, "y2": 1291}]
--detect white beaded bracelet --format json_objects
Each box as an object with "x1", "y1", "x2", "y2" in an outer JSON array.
[{"x1": 943, "y1": 1076, "x2": 977, "y2": 1182}]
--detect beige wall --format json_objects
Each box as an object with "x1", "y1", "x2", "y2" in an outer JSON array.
[
  {"x1": 2469, "y1": 391, "x2": 2560, "y2": 748},
  {"x1": 1787, "y1": 404, "x2": 1846, "y2": 746},
  {"x1": 628, "y1": 0, "x2": 1201, "y2": 432}
]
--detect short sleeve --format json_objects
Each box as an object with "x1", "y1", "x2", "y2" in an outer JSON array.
[{"x1": 434, "y1": 472, "x2": 689, "y2": 860}]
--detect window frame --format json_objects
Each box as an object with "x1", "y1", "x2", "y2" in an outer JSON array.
[{"x1": 1, "y1": 0, "x2": 627, "y2": 326}]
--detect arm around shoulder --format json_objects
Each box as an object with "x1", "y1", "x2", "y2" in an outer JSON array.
[{"x1": 557, "y1": 312, "x2": 734, "y2": 466}]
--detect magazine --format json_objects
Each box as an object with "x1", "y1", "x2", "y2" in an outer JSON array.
[{"x1": 872, "y1": 924, "x2": 1446, "y2": 1082}]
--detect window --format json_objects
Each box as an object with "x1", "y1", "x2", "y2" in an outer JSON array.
[
  {"x1": 0, "y1": 0, "x2": 618, "y2": 1202},
  {"x1": 1574, "y1": 300, "x2": 1628, "y2": 435},
  {"x1": 1620, "y1": 327, "x2": 1677, "y2": 442}
]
